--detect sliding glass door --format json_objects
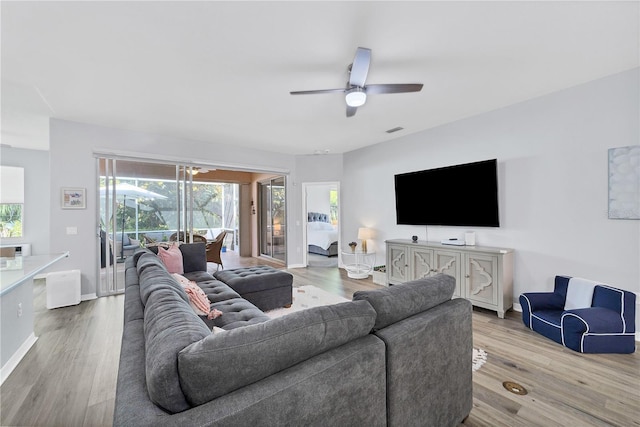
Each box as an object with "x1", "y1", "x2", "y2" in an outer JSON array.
[
  {"x1": 97, "y1": 157, "x2": 240, "y2": 296},
  {"x1": 258, "y1": 176, "x2": 286, "y2": 263}
]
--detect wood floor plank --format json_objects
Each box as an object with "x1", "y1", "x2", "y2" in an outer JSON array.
[{"x1": 1, "y1": 251, "x2": 638, "y2": 426}]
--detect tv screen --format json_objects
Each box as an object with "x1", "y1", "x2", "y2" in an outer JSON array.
[{"x1": 394, "y1": 159, "x2": 500, "y2": 227}]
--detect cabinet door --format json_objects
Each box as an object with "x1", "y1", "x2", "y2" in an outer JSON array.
[
  {"x1": 433, "y1": 250, "x2": 462, "y2": 297},
  {"x1": 464, "y1": 253, "x2": 498, "y2": 306},
  {"x1": 409, "y1": 247, "x2": 434, "y2": 280},
  {"x1": 387, "y1": 244, "x2": 409, "y2": 284}
]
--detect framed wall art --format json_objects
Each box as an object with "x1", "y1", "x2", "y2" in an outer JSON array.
[
  {"x1": 61, "y1": 187, "x2": 86, "y2": 209},
  {"x1": 608, "y1": 145, "x2": 639, "y2": 220}
]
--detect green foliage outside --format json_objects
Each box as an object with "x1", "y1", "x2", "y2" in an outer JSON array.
[
  {"x1": 101, "y1": 178, "x2": 237, "y2": 237},
  {"x1": 0, "y1": 204, "x2": 23, "y2": 237}
]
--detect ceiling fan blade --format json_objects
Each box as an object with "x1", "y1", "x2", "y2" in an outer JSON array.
[
  {"x1": 349, "y1": 47, "x2": 371, "y2": 88},
  {"x1": 346, "y1": 106, "x2": 358, "y2": 117},
  {"x1": 290, "y1": 88, "x2": 347, "y2": 95},
  {"x1": 365, "y1": 83, "x2": 424, "y2": 95}
]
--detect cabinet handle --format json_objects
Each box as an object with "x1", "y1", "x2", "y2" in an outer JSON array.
[{"x1": 465, "y1": 274, "x2": 470, "y2": 278}]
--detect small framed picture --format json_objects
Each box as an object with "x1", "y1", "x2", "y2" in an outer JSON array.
[{"x1": 61, "y1": 187, "x2": 86, "y2": 209}]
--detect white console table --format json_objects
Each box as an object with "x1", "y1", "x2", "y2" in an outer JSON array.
[{"x1": 386, "y1": 239, "x2": 513, "y2": 318}]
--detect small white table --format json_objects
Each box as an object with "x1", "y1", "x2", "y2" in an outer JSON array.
[{"x1": 342, "y1": 250, "x2": 376, "y2": 279}]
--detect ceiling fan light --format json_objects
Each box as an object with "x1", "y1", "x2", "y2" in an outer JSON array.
[{"x1": 345, "y1": 88, "x2": 367, "y2": 107}]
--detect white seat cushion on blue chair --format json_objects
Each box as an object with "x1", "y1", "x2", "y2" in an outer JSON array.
[{"x1": 564, "y1": 277, "x2": 599, "y2": 310}]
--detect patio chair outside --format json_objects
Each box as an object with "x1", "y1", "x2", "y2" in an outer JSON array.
[{"x1": 206, "y1": 231, "x2": 227, "y2": 271}]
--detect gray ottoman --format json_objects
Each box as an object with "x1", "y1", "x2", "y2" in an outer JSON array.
[{"x1": 213, "y1": 266, "x2": 293, "y2": 312}]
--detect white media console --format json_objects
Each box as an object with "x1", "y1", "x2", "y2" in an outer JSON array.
[{"x1": 385, "y1": 239, "x2": 514, "y2": 318}]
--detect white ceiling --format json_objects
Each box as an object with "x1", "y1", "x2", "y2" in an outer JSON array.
[{"x1": 1, "y1": 1, "x2": 638, "y2": 155}]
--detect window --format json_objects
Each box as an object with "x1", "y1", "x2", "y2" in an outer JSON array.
[{"x1": 0, "y1": 166, "x2": 24, "y2": 238}]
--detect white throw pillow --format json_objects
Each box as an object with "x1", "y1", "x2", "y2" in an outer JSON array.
[{"x1": 564, "y1": 277, "x2": 599, "y2": 310}]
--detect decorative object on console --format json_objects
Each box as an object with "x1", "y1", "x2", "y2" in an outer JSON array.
[
  {"x1": 348, "y1": 241, "x2": 357, "y2": 252},
  {"x1": 358, "y1": 227, "x2": 372, "y2": 253},
  {"x1": 464, "y1": 232, "x2": 476, "y2": 246},
  {"x1": 441, "y1": 238, "x2": 465, "y2": 246}
]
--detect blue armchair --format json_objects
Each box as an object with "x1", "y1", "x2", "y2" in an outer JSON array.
[{"x1": 519, "y1": 275, "x2": 636, "y2": 353}]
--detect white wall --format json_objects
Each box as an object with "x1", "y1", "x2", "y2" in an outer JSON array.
[
  {"x1": 306, "y1": 184, "x2": 334, "y2": 216},
  {"x1": 48, "y1": 119, "x2": 297, "y2": 297},
  {"x1": 0, "y1": 147, "x2": 50, "y2": 255},
  {"x1": 342, "y1": 68, "x2": 640, "y2": 325}
]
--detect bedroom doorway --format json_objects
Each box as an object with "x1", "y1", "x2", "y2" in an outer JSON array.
[{"x1": 303, "y1": 182, "x2": 340, "y2": 268}]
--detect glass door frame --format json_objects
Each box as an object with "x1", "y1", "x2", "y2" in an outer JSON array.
[{"x1": 258, "y1": 176, "x2": 287, "y2": 264}]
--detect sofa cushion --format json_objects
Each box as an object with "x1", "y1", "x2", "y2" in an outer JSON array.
[
  {"x1": 143, "y1": 284, "x2": 211, "y2": 414},
  {"x1": 137, "y1": 253, "x2": 188, "y2": 307},
  {"x1": 178, "y1": 300, "x2": 376, "y2": 406},
  {"x1": 179, "y1": 242, "x2": 207, "y2": 273},
  {"x1": 353, "y1": 273, "x2": 455, "y2": 330},
  {"x1": 158, "y1": 244, "x2": 184, "y2": 274}
]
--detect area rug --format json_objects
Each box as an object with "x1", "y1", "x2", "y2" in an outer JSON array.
[
  {"x1": 473, "y1": 348, "x2": 488, "y2": 372},
  {"x1": 265, "y1": 285, "x2": 348, "y2": 318},
  {"x1": 265, "y1": 285, "x2": 488, "y2": 372}
]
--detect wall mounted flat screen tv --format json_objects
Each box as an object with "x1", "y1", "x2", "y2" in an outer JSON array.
[{"x1": 394, "y1": 159, "x2": 500, "y2": 227}]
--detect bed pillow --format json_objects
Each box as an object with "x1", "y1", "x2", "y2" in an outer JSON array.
[
  {"x1": 307, "y1": 221, "x2": 335, "y2": 231},
  {"x1": 158, "y1": 244, "x2": 184, "y2": 274}
]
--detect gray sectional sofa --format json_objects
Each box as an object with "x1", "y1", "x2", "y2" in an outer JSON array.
[{"x1": 114, "y1": 244, "x2": 473, "y2": 426}]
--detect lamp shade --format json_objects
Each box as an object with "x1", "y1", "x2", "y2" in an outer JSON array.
[{"x1": 357, "y1": 227, "x2": 372, "y2": 240}]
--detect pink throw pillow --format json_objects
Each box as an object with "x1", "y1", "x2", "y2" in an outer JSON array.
[{"x1": 158, "y1": 244, "x2": 184, "y2": 274}]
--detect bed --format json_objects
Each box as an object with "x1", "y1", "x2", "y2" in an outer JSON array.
[{"x1": 307, "y1": 212, "x2": 338, "y2": 257}]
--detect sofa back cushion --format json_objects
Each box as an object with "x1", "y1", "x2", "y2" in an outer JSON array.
[
  {"x1": 137, "y1": 252, "x2": 188, "y2": 306},
  {"x1": 353, "y1": 273, "x2": 455, "y2": 330},
  {"x1": 134, "y1": 251, "x2": 211, "y2": 413},
  {"x1": 158, "y1": 244, "x2": 184, "y2": 274},
  {"x1": 179, "y1": 242, "x2": 207, "y2": 273},
  {"x1": 148, "y1": 242, "x2": 207, "y2": 273},
  {"x1": 143, "y1": 283, "x2": 211, "y2": 413},
  {"x1": 178, "y1": 300, "x2": 376, "y2": 406}
]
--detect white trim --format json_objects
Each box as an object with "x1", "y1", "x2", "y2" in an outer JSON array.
[
  {"x1": 532, "y1": 313, "x2": 562, "y2": 329},
  {"x1": 1, "y1": 333, "x2": 37, "y2": 385},
  {"x1": 287, "y1": 263, "x2": 306, "y2": 269},
  {"x1": 92, "y1": 148, "x2": 290, "y2": 174},
  {"x1": 81, "y1": 293, "x2": 97, "y2": 301}
]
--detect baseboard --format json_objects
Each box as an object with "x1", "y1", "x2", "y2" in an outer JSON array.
[
  {"x1": 81, "y1": 293, "x2": 97, "y2": 301},
  {"x1": 1, "y1": 333, "x2": 37, "y2": 385},
  {"x1": 287, "y1": 263, "x2": 306, "y2": 269}
]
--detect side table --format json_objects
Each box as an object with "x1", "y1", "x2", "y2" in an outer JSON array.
[{"x1": 342, "y1": 250, "x2": 376, "y2": 279}]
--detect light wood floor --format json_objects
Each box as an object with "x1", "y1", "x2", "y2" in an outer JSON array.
[{"x1": 1, "y1": 251, "x2": 638, "y2": 426}]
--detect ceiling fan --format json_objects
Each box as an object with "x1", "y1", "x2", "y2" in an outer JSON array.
[{"x1": 290, "y1": 47, "x2": 423, "y2": 117}]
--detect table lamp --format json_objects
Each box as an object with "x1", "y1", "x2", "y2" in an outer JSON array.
[{"x1": 357, "y1": 227, "x2": 372, "y2": 253}]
